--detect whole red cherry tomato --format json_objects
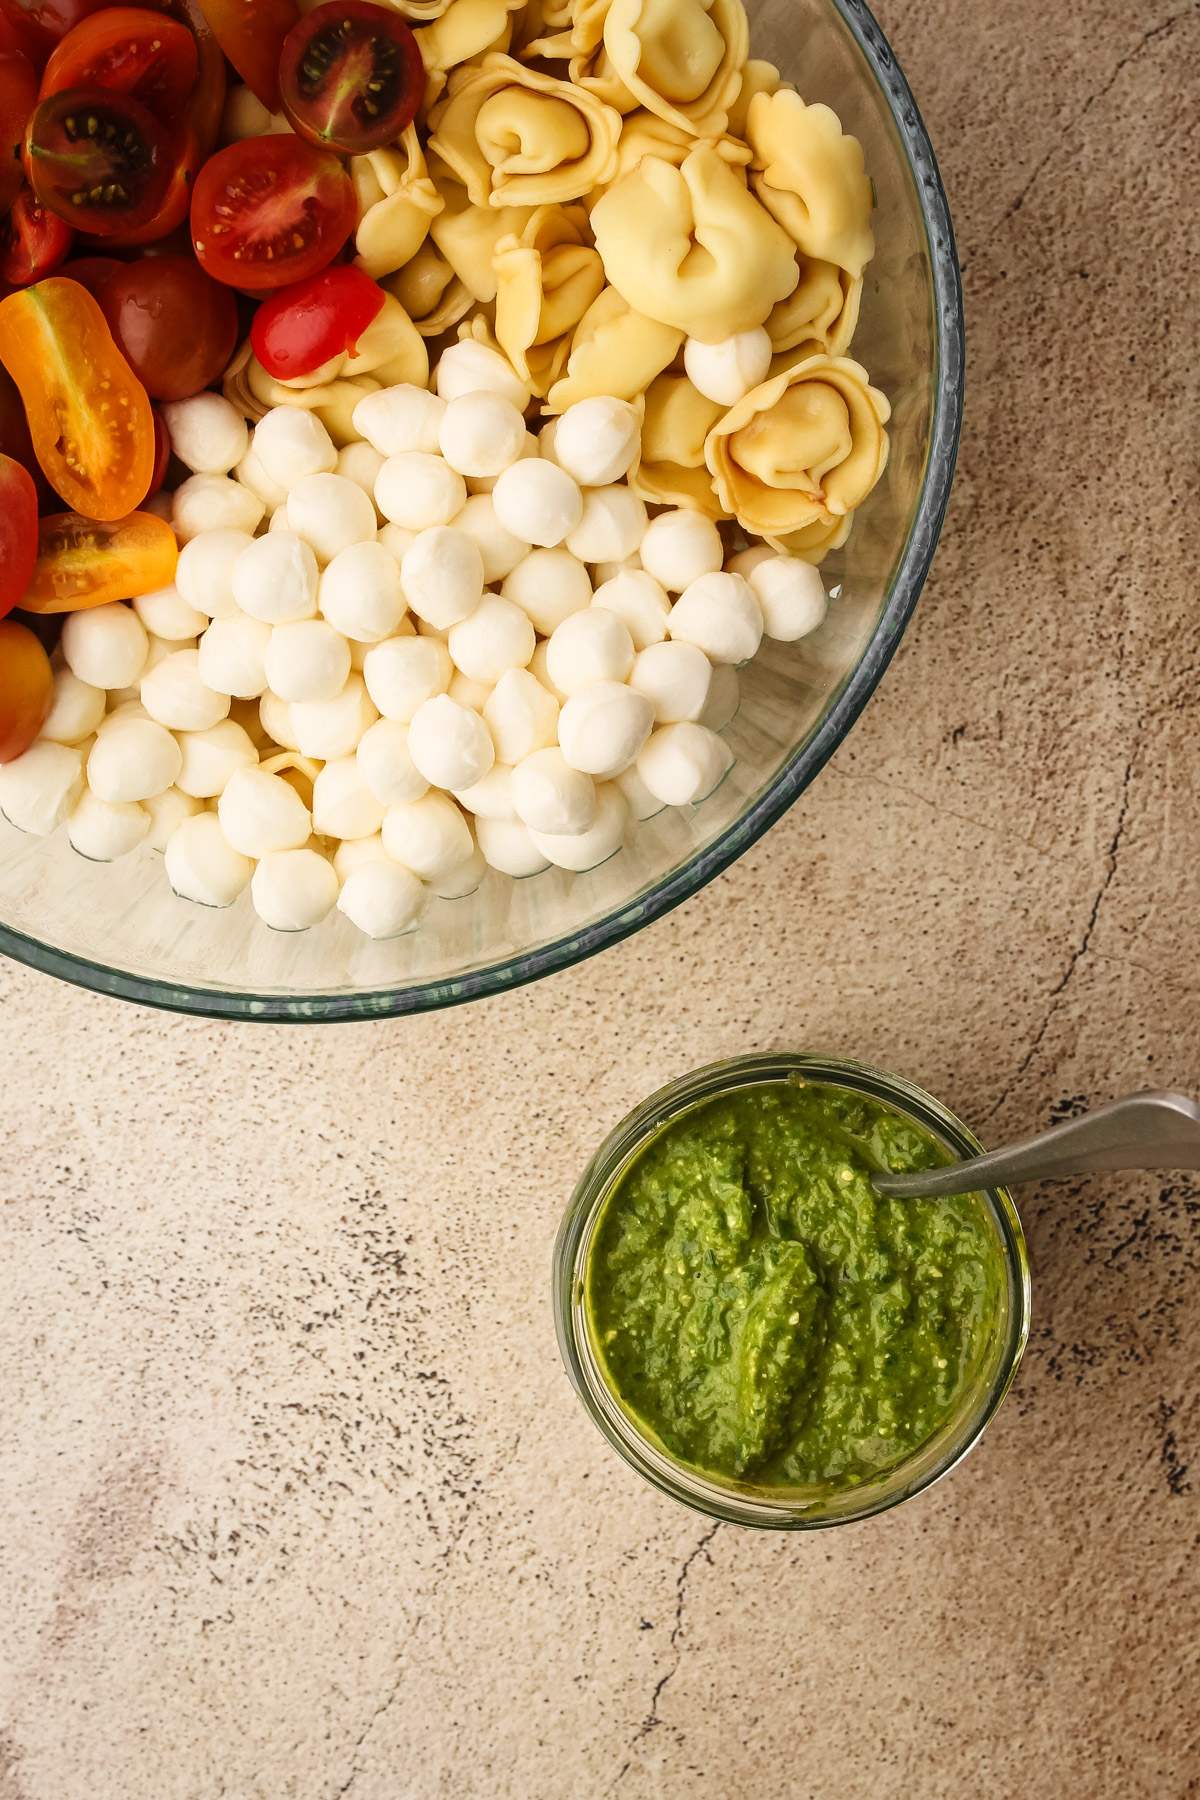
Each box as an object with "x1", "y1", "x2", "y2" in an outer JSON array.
[
  {"x1": 98, "y1": 253, "x2": 238, "y2": 398},
  {"x1": 0, "y1": 184, "x2": 73, "y2": 283},
  {"x1": 250, "y1": 263, "x2": 384, "y2": 379},
  {"x1": 21, "y1": 507, "x2": 175, "y2": 610},
  {"x1": 142, "y1": 404, "x2": 169, "y2": 500},
  {"x1": 0, "y1": 49, "x2": 37, "y2": 212},
  {"x1": 278, "y1": 0, "x2": 422, "y2": 156},
  {"x1": 191, "y1": 135, "x2": 356, "y2": 291},
  {"x1": 192, "y1": 0, "x2": 296, "y2": 113},
  {"x1": 39, "y1": 7, "x2": 198, "y2": 120},
  {"x1": 0, "y1": 616, "x2": 53, "y2": 759},
  {"x1": 0, "y1": 0, "x2": 102, "y2": 70},
  {"x1": 24, "y1": 85, "x2": 174, "y2": 237},
  {"x1": 0, "y1": 360, "x2": 56, "y2": 506},
  {"x1": 59, "y1": 250, "x2": 119, "y2": 294},
  {"x1": 0, "y1": 450, "x2": 38, "y2": 618}
]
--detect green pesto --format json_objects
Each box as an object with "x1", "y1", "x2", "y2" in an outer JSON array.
[{"x1": 585, "y1": 1082, "x2": 1003, "y2": 1492}]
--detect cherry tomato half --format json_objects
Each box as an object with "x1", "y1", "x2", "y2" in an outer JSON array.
[
  {"x1": 0, "y1": 0, "x2": 102, "y2": 70},
  {"x1": 139, "y1": 0, "x2": 224, "y2": 156},
  {"x1": 99, "y1": 252, "x2": 237, "y2": 398},
  {"x1": 0, "y1": 184, "x2": 73, "y2": 283},
  {"x1": 21, "y1": 506, "x2": 176, "y2": 610},
  {"x1": 191, "y1": 134, "x2": 356, "y2": 291},
  {"x1": 0, "y1": 49, "x2": 38, "y2": 212},
  {"x1": 40, "y1": 6, "x2": 197, "y2": 122},
  {"x1": 192, "y1": 0, "x2": 296, "y2": 113},
  {"x1": 100, "y1": 119, "x2": 197, "y2": 245},
  {"x1": 0, "y1": 276, "x2": 155, "y2": 518},
  {"x1": 279, "y1": 0, "x2": 421, "y2": 156},
  {"x1": 0, "y1": 616, "x2": 52, "y2": 758},
  {"x1": 24, "y1": 85, "x2": 173, "y2": 237},
  {"x1": 250, "y1": 262, "x2": 383, "y2": 379},
  {"x1": 0, "y1": 450, "x2": 38, "y2": 617},
  {"x1": 0, "y1": 360, "x2": 56, "y2": 506}
]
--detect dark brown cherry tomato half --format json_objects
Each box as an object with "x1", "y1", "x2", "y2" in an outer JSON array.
[
  {"x1": 39, "y1": 6, "x2": 198, "y2": 122},
  {"x1": 0, "y1": 0, "x2": 102, "y2": 70},
  {"x1": 191, "y1": 0, "x2": 296, "y2": 113},
  {"x1": 190, "y1": 134, "x2": 356, "y2": 290},
  {"x1": 0, "y1": 616, "x2": 53, "y2": 758},
  {"x1": 279, "y1": 0, "x2": 421, "y2": 156},
  {"x1": 0, "y1": 450, "x2": 38, "y2": 619},
  {"x1": 98, "y1": 251, "x2": 237, "y2": 398},
  {"x1": 100, "y1": 120, "x2": 197, "y2": 245},
  {"x1": 0, "y1": 49, "x2": 38, "y2": 212},
  {"x1": 24, "y1": 85, "x2": 173, "y2": 237},
  {"x1": 250, "y1": 262, "x2": 383, "y2": 378},
  {"x1": 0, "y1": 183, "x2": 73, "y2": 283}
]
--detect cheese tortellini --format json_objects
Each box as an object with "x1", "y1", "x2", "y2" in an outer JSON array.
[
  {"x1": 418, "y1": 0, "x2": 527, "y2": 105},
  {"x1": 544, "y1": 285, "x2": 681, "y2": 411},
  {"x1": 493, "y1": 204, "x2": 607, "y2": 394},
  {"x1": 599, "y1": 0, "x2": 748, "y2": 136},
  {"x1": 630, "y1": 372, "x2": 726, "y2": 515},
  {"x1": 765, "y1": 254, "x2": 862, "y2": 359},
  {"x1": 383, "y1": 240, "x2": 474, "y2": 337},
  {"x1": 351, "y1": 127, "x2": 444, "y2": 280},
  {"x1": 746, "y1": 89, "x2": 875, "y2": 278}
]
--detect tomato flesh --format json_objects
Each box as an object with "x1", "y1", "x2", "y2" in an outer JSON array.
[
  {"x1": 279, "y1": 0, "x2": 421, "y2": 156},
  {"x1": 0, "y1": 276, "x2": 155, "y2": 519},
  {"x1": 0, "y1": 48, "x2": 38, "y2": 212},
  {"x1": 0, "y1": 0, "x2": 104, "y2": 70},
  {"x1": 40, "y1": 7, "x2": 197, "y2": 121},
  {"x1": 250, "y1": 263, "x2": 383, "y2": 378},
  {"x1": 0, "y1": 183, "x2": 73, "y2": 282},
  {"x1": 138, "y1": 0, "x2": 224, "y2": 155},
  {"x1": 98, "y1": 251, "x2": 237, "y2": 397},
  {"x1": 0, "y1": 450, "x2": 38, "y2": 618},
  {"x1": 24, "y1": 85, "x2": 173, "y2": 236},
  {"x1": 191, "y1": 134, "x2": 356, "y2": 290},
  {"x1": 192, "y1": 0, "x2": 296, "y2": 113},
  {"x1": 0, "y1": 616, "x2": 53, "y2": 759},
  {"x1": 22, "y1": 507, "x2": 176, "y2": 611}
]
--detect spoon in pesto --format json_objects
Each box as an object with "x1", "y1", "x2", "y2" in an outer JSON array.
[{"x1": 871, "y1": 1090, "x2": 1200, "y2": 1198}]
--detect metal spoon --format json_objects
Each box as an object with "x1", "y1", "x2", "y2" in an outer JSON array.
[{"x1": 871, "y1": 1090, "x2": 1200, "y2": 1199}]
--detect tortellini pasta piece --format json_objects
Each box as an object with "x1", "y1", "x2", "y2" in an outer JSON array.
[
  {"x1": 418, "y1": 0, "x2": 526, "y2": 105},
  {"x1": 629, "y1": 372, "x2": 726, "y2": 516},
  {"x1": 383, "y1": 240, "x2": 475, "y2": 337},
  {"x1": 427, "y1": 52, "x2": 621, "y2": 208},
  {"x1": 769, "y1": 511, "x2": 854, "y2": 564},
  {"x1": 224, "y1": 342, "x2": 389, "y2": 448},
  {"x1": 429, "y1": 177, "x2": 535, "y2": 298},
  {"x1": 746, "y1": 89, "x2": 875, "y2": 278},
  {"x1": 724, "y1": 57, "x2": 787, "y2": 138},
  {"x1": 600, "y1": 0, "x2": 748, "y2": 137},
  {"x1": 544, "y1": 285, "x2": 681, "y2": 412},
  {"x1": 590, "y1": 146, "x2": 798, "y2": 342},
  {"x1": 493, "y1": 204, "x2": 606, "y2": 394},
  {"x1": 377, "y1": 0, "x2": 455, "y2": 20},
  {"x1": 270, "y1": 294, "x2": 429, "y2": 391},
  {"x1": 704, "y1": 353, "x2": 890, "y2": 538},
  {"x1": 351, "y1": 127, "x2": 444, "y2": 281},
  {"x1": 599, "y1": 107, "x2": 750, "y2": 197},
  {"x1": 765, "y1": 254, "x2": 861, "y2": 357}
]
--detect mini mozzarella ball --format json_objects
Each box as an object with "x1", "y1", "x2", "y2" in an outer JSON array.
[
  {"x1": 377, "y1": 522, "x2": 417, "y2": 566},
  {"x1": 447, "y1": 670, "x2": 493, "y2": 710},
  {"x1": 175, "y1": 718, "x2": 258, "y2": 798},
  {"x1": 335, "y1": 439, "x2": 386, "y2": 511},
  {"x1": 143, "y1": 785, "x2": 202, "y2": 851},
  {"x1": 362, "y1": 633, "x2": 452, "y2": 722},
  {"x1": 264, "y1": 619, "x2": 351, "y2": 705},
  {"x1": 287, "y1": 472, "x2": 377, "y2": 564},
  {"x1": 162, "y1": 393, "x2": 249, "y2": 475},
  {"x1": 356, "y1": 718, "x2": 429, "y2": 805},
  {"x1": 552, "y1": 397, "x2": 641, "y2": 486},
  {"x1": 318, "y1": 539, "x2": 406, "y2": 642},
  {"x1": 556, "y1": 681, "x2": 654, "y2": 780},
  {"x1": 338, "y1": 860, "x2": 427, "y2": 937},
  {"x1": 452, "y1": 761, "x2": 515, "y2": 820},
  {"x1": 333, "y1": 833, "x2": 388, "y2": 880},
  {"x1": 236, "y1": 444, "x2": 289, "y2": 511},
  {"x1": 252, "y1": 407, "x2": 337, "y2": 488},
  {"x1": 615, "y1": 761, "x2": 666, "y2": 821},
  {"x1": 142, "y1": 632, "x2": 193, "y2": 681},
  {"x1": 630, "y1": 640, "x2": 713, "y2": 724},
  {"x1": 725, "y1": 543, "x2": 773, "y2": 580},
  {"x1": 566, "y1": 485, "x2": 647, "y2": 565},
  {"x1": 512, "y1": 747, "x2": 595, "y2": 836},
  {"x1": 67, "y1": 789, "x2": 149, "y2": 861},
  {"x1": 259, "y1": 689, "x2": 299, "y2": 750},
  {"x1": 62, "y1": 603, "x2": 148, "y2": 690},
  {"x1": 267, "y1": 506, "x2": 291, "y2": 535},
  {"x1": 475, "y1": 814, "x2": 549, "y2": 877},
  {"x1": 353, "y1": 383, "x2": 446, "y2": 456},
  {"x1": 746, "y1": 555, "x2": 828, "y2": 641},
  {"x1": 230, "y1": 530, "x2": 319, "y2": 625},
  {"x1": 683, "y1": 327, "x2": 772, "y2": 406},
  {"x1": 546, "y1": 607, "x2": 634, "y2": 697},
  {"x1": 482, "y1": 668, "x2": 559, "y2": 765},
  {"x1": 141, "y1": 649, "x2": 231, "y2": 732},
  {"x1": 640, "y1": 509, "x2": 723, "y2": 593},
  {"x1": 399, "y1": 526, "x2": 484, "y2": 629},
  {"x1": 528, "y1": 639, "x2": 567, "y2": 703},
  {"x1": 669, "y1": 571, "x2": 763, "y2": 664},
  {"x1": 491, "y1": 459, "x2": 582, "y2": 548},
  {"x1": 133, "y1": 583, "x2": 208, "y2": 641},
  {"x1": 529, "y1": 780, "x2": 627, "y2": 871},
  {"x1": 500, "y1": 546, "x2": 591, "y2": 637},
  {"x1": 591, "y1": 568, "x2": 670, "y2": 651},
  {"x1": 197, "y1": 612, "x2": 272, "y2": 699},
  {"x1": 437, "y1": 391, "x2": 526, "y2": 479},
  {"x1": 591, "y1": 554, "x2": 639, "y2": 585},
  {"x1": 88, "y1": 715, "x2": 181, "y2": 803},
  {"x1": 165, "y1": 811, "x2": 252, "y2": 907},
  {"x1": 41, "y1": 668, "x2": 106, "y2": 744},
  {"x1": 433, "y1": 840, "x2": 486, "y2": 899},
  {"x1": 537, "y1": 416, "x2": 560, "y2": 464},
  {"x1": 173, "y1": 474, "x2": 264, "y2": 543},
  {"x1": 375, "y1": 452, "x2": 466, "y2": 532},
  {"x1": 175, "y1": 528, "x2": 253, "y2": 621},
  {"x1": 0, "y1": 740, "x2": 83, "y2": 834},
  {"x1": 312, "y1": 756, "x2": 386, "y2": 840},
  {"x1": 290, "y1": 673, "x2": 377, "y2": 760},
  {"x1": 406, "y1": 694, "x2": 494, "y2": 791},
  {"x1": 451, "y1": 493, "x2": 528, "y2": 582},
  {"x1": 382, "y1": 791, "x2": 473, "y2": 880},
  {"x1": 217, "y1": 763, "x2": 311, "y2": 856},
  {"x1": 252, "y1": 847, "x2": 338, "y2": 931},
  {"x1": 697, "y1": 661, "x2": 740, "y2": 731},
  {"x1": 447, "y1": 594, "x2": 534, "y2": 684},
  {"x1": 637, "y1": 722, "x2": 734, "y2": 806},
  {"x1": 467, "y1": 431, "x2": 538, "y2": 495},
  {"x1": 434, "y1": 339, "x2": 531, "y2": 410}
]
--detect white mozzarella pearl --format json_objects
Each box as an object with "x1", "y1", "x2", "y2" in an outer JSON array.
[
  {"x1": 318, "y1": 539, "x2": 406, "y2": 642},
  {"x1": 0, "y1": 740, "x2": 84, "y2": 834},
  {"x1": 452, "y1": 761, "x2": 515, "y2": 819},
  {"x1": 636, "y1": 722, "x2": 734, "y2": 806},
  {"x1": 259, "y1": 689, "x2": 299, "y2": 750},
  {"x1": 629, "y1": 640, "x2": 713, "y2": 723},
  {"x1": 615, "y1": 760, "x2": 666, "y2": 820},
  {"x1": 332, "y1": 833, "x2": 389, "y2": 879},
  {"x1": 565, "y1": 485, "x2": 647, "y2": 564},
  {"x1": 252, "y1": 407, "x2": 337, "y2": 487},
  {"x1": 447, "y1": 595, "x2": 534, "y2": 684},
  {"x1": 67, "y1": 789, "x2": 149, "y2": 860},
  {"x1": 62, "y1": 603, "x2": 148, "y2": 690},
  {"x1": 482, "y1": 668, "x2": 559, "y2": 765},
  {"x1": 175, "y1": 528, "x2": 253, "y2": 620},
  {"x1": 537, "y1": 416, "x2": 560, "y2": 463},
  {"x1": 669, "y1": 571, "x2": 763, "y2": 664},
  {"x1": 312, "y1": 756, "x2": 386, "y2": 839},
  {"x1": 353, "y1": 383, "x2": 446, "y2": 456},
  {"x1": 434, "y1": 340, "x2": 531, "y2": 410},
  {"x1": 639, "y1": 509, "x2": 723, "y2": 592},
  {"x1": 231, "y1": 530, "x2": 319, "y2": 624},
  {"x1": 551, "y1": 397, "x2": 641, "y2": 486},
  {"x1": 267, "y1": 503, "x2": 291, "y2": 533},
  {"x1": 747, "y1": 556, "x2": 828, "y2": 641},
  {"x1": 683, "y1": 327, "x2": 772, "y2": 405},
  {"x1": 175, "y1": 718, "x2": 258, "y2": 798},
  {"x1": 447, "y1": 669, "x2": 493, "y2": 710},
  {"x1": 362, "y1": 634, "x2": 452, "y2": 722},
  {"x1": 451, "y1": 493, "x2": 528, "y2": 582},
  {"x1": 218, "y1": 763, "x2": 311, "y2": 856},
  {"x1": 142, "y1": 785, "x2": 202, "y2": 851},
  {"x1": 475, "y1": 813, "x2": 549, "y2": 876},
  {"x1": 546, "y1": 607, "x2": 634, "y2": 696},
  {"x1": 41, "y1": 668, "x2": 105, "y2": 744},
  {"x1": 197, "y1": 612, "x2": 272, "y2": 698},
  {"x1": 557, "y1": 681, "x2": 654, "y2": 778},
  {"x1": 382, "y1": 791, "x2": 473, "y2": 879},
  {"x1": 173, "y1": 474, "x2": 264, "y2": 543},
  {"x1": 356, "y1": 718, "x2": 429, "y2": 805},
  {"x1": 417, "y1": 617, "x2": 450, "y2": 641},
  {"x1": 165, "y1": 811, "x2": 252, "y2": 907},
  {"x1": 141, "y1": 649, "x2": 231, "y2": 732},
  {"x1": 592, "y1": 554, "x2": 641, "y2": 585},
  {"x1": 438, "y1": 391, "x2": 526, "y2": 478},
  {"x1": 338, "y1": 860, "x2": 427, "y2": 937},
  {"x1": 406, "y1": 693, "x2": 494, "y2": 790},
  {"x1": 236, "y1": 444, "x2": 289, "y2": 511},
  {"x1": 377, "y1": 521, "x2": 417, "y2": 565},
  {"x1": 133, "y1": 583, "x2": 208, "y2": 641},
  {"x1": 432, "y1": 840, "x2": 486, "y2": 899},
  {"x1": 512, "y1": 747, "x2": 595, "y2": 835},
  {"x1": 162, "y1": 393, "x2": 248, "y2": 475},
  {"x1": 528, "y1": 639, "x2": 567, "y2": 702},
  {"x1": 591, "y1": 568, "x2": 670, "y2": 651},
  {"x1": 375, "y1": 452, "x2": 466, "y2": 531},
  {"x1": 501, "y1": 546, "x2": 591, "y2": 635},
  {"x1": 290, "y1": 673, "x2": 378, "y2": 759},
  {"x1": 88, "y1": 716, "x2": 181, "y2": 802},
  {"x1": 252, "y1": 847, "x2": 338, "y2": 930},
  {"x1": 264, "y1": 620, "x2": 351, "y2": 704},
  {"x1": 287, "y1": 473, "x2": 378, "y2": 564},
  {"x1": 141, "y1": 632, "x2": 191, "y2": 680},
  {"x1": 725, "y1": 543, "x2": 773, "y2": 580},
  {"x1": 467, "y1": 430, "x2": 538, "y2": 494},
  {"x1": 399, "y1": 525, "x2": 483, "y2": 629},
  {"x1": 335, "y1": 439, "x2": 386, "y2": 512},
  {"x1": 529, "y1": 780, "x2": 627, "y2": 871},
  {"x1": 491, "y1": 459, "x2": 582, "y2": 548},
  {"x1": 697, "y1": 661, "x2": 740, "y2": 731}
]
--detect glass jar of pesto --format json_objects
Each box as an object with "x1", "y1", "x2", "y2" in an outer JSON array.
[{"x1": 553, "y1": 1054, "x2": 1030, "y2": 1529}]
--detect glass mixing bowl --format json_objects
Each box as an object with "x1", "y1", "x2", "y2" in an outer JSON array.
[{"x1": 0, "y1": 0, "x2": 963, "y2": 1020}]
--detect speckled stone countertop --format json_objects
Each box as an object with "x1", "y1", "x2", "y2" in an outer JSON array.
[{"x1": 2, "y1": 3, "x2": 1198, "y2": 1794}]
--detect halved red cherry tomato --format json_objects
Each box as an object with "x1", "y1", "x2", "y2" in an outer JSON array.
[
  {"x1": 0, "y1": 0, "x2": 102, "y2": 70},
  {"x1": 279, "y1": 0, "x2": 421, "y2": 156},
  {"x1": 100, "y1": 119, "x2": 197, "y2": 245},
  {"x1": 98, "y1": 251, "x2": 237, "y2": 397},
  {"x1": 250, "y1": 262, "x2": 383, "y2": 378},
  {"x1": 0, "y1": 276, "x2": 155, "y2": 518},
  {"x1": 138, "y1": 0, "x2": 223, "y2": 155},
  {"x1": 192, "y1": 0, "x2": 296, "y2": 113},
  {"x1": 40, "y1": 6, "x2": 197, "y2": 122},
  {"x1": 0, "y1": 450, "x2": 37, "y2": 618},
  {"x1": 0, "y1": 616, "x2": 53, "y2": 758},
  {"x1": 20, "y1": 506, "x2": 176, "y2": 611},
  {"x1": 24, "y1": 86, "x2": 173, "y2": 237},
  {"x1": 0, "y1": 184, "x2": 73, "y2": 283},
  {"x1": 0, "y1": 49, "x2": 37, "y2": 212},
  {"x1": 191, "y1": 134, "x2": 356, "y2": 290}
]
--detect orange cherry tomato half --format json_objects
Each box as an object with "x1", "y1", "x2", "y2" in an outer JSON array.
[
  {"x1": 0, "y1": 615, "x2": 53, "y2": 758},
  {"x1": 24, "y1": 85, "x2": 173, "y2": 237},
  {"x1": 0, "y1": 449, "x2": 37, "y2": 617},
  {"x1": 0, "y1": 182, "x2": 73, "y2": 282},
  {"x1": 40, "y1": 7, "x2": 198, "y2": 121},
  {"x1": 21, "y1": 507, "x2": 176, "y2": 612},
  {"x1": 0, "y1": 276, "x2": 155, "y2": 518},
  {"x1": 0, "y1": 48, "x2": 38, "y2": 212},
  {"x1": 192, "y1": 0, "x2": 297, "y2": 113},
  {"x1": 191, "y1": 134, "x2": 356, "y2": 291}
]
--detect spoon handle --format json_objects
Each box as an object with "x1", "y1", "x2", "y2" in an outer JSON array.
[{"x1": 872, "y1": 1090, "x2": 1200, "y2": 1199}]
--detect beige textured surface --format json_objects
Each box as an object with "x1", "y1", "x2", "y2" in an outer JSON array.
[{"x1": 3, "y1": 3, "x2": 1200, "y2": 1794}]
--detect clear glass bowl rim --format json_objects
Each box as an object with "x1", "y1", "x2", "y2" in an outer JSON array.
[
  {"x1": 553, "y1": 1053, "x2": 1031, "y2": 1529},
  {"x1": 0, "y1": 0, "x2": 965, "y2": 1022}
]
